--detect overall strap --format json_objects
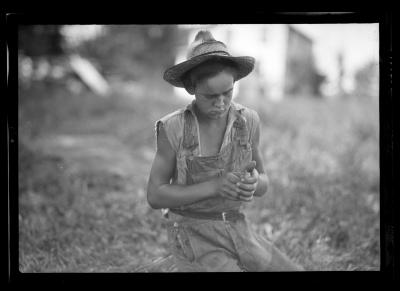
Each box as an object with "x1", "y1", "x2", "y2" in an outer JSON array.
[{"x1": 233, "y1": 110, "x2": 250, "y2": 146}]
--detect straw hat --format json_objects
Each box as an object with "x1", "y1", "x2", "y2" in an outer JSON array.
[{"x1": 163, "y1": 30, "x2": 255, "y2": 92}]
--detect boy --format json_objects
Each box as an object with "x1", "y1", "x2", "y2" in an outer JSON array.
[{"x1": 147, "y1": 30, "x2": 303, "y2": 271}]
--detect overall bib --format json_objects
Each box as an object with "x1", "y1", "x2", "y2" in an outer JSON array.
[{"x1": 158, "y1": 102, "x2": 302, "y2": 272}]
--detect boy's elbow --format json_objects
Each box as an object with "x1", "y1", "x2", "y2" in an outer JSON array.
[
  {"x1": 256, "y1": 186, "x2": 267, "y2": 197},
  {"x1": 147, "y1": 190, "x2": 160, "y2": 209},
  {"x1": 147, "y1": 187, "x2": 164, "y2": 209},
  {"x1": 261, "y1": 184, "x2": 268, "y2": 196},
  {"x1": 256, "y1": 174, "x2": 269, "y2": 197},
  {"x1": 262, "y1": 174, "x2": 269, "y2": 196}
]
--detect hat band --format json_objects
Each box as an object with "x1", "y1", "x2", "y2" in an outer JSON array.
[{"x1": 189, "y1": 50, "x2": 230, "y2": 60}]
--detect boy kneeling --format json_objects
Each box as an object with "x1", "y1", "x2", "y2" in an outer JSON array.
[{"x1": 147, "y1": 30, "x2": 303, "y2": 272}]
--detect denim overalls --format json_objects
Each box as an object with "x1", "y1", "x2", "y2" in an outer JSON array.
[{"x1": 155, "y1": 101, "x2": 302, "y2": 272}]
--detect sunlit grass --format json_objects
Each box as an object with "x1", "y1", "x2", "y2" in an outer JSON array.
[
  {"x1": 18, "y1": 83, "x2": 379, "y2": 272},
  {"x1": 242, "y1": 96, "x2": 379, "y2": 270}
]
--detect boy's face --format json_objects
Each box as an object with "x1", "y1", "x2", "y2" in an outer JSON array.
[{"x1": 194, "y1": 70, "x2": 234, "y2": 120}]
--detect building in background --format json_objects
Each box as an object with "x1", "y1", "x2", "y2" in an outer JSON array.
[
  {"x1": 174, "y1": 24, "x2": 325, "y2": 103},
  {"x1": 296, "y1": 23, "x2": 379, "y2": 99},
  {"x1": 173, "y1": 24, "x2": 379, "y2": 103},
  {"x1": 284, "y1": 26, "x2": 325, "y2": 97}
]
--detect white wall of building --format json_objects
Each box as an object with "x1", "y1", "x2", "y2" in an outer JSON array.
[
  {"x1": 173, "y1": 24, "x2": 289, "y2": 102},
  {"x1": 173, "y1": 24, "x2": 379, "y2": 101}
]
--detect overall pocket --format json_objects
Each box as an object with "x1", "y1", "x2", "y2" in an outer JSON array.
[
  {"x1": 188, "y1": 168, "x2": 224, "y2": 184},
  {"x1": 167, "y1": 223, "x2": 197, "y2": 263}
]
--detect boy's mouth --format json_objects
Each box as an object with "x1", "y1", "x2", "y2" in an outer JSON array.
[
  {"x1": 208, "y1": 110, "x2": 226, "y2": 119},
  {"x1": 210, "y1": 110, "x2": 225, "y2": 116},
  {"x1": 211, "y1": 107, "x2": 226, "y2": 113}
]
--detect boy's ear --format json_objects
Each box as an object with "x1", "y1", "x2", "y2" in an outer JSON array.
[{"x1": 182, "y1": 73, "x2": 195, "y2": 95}]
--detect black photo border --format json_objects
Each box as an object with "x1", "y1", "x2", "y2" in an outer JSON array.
[{"x1": 4, "y1": 10, "x2": 397, "y2": 286}]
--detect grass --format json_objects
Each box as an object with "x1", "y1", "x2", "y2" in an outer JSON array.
[
  {"x1": 246, "y1": 96, "x2": 380, "y2": 270},
  {"x1": 18, "y1": 80, "x2": 380, "y2": 272}
]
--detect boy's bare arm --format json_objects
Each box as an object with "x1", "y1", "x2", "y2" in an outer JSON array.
[
  {"x1": 251, "y1": 119, "x2": 269, "y2": 197},
  {"x1": 147, "y1": 124, "x2": 244, "y2": 209}
]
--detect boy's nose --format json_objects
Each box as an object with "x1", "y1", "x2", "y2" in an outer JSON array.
[{"x1": 215, "y1": 95, "x2": 225, "y2": 107}]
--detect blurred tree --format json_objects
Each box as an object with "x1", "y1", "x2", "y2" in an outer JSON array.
[
  {"x1": 19, "y1": 25, "x2": 64, "y2": 58},
  {"x1": 284, "y1": 26, "x2": 325, "y2": 98},
  {"x1": 353, "y1": 61, "x2": 379, "y2": 98},
  {"x1": 75, "y1": 25, "x2": 189, "y2": 83},
  {"x1": 18, "y1": 25, "x2": 69, "y2": 90},
  {"x1": 337, "y1": 52, "x2": 345, "y2": 96}
]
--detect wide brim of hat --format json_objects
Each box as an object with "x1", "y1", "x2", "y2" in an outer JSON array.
[{"x1": 163, "y1": 54, "x2": 255, "y2": 88}]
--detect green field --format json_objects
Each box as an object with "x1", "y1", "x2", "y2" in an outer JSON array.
[{"x1": 18, "y1": 81, "x2": 380, "y2": 272}]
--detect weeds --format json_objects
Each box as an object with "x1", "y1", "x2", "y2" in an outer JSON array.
[{"x1": 18, "y1": 83, "x2": 379, "y2": 271}]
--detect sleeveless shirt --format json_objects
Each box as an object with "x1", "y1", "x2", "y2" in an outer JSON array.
[{"x1": 155, "y1": 100, "x2": 260, "y2": 213}]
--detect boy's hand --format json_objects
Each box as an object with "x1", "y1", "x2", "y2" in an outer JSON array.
[
  {"x1": 213, "y1": 161, "x2": 258, "y2": 202},
  {"x1": 213, "y1": 172, "x2": 255, "y2": 201},
  {"x1": 234, "y1": 161, "x2": 259, "y2": 201},
  {"x1": 213, "y1": 172, "x2": 242, "y2": 201},
  {"x1": 237, "y1": 168, "x2": 259, "y2": 201}
]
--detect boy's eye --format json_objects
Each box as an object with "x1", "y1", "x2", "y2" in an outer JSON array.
[
  {"x1": 202, "y1": 94, "x2": 217, "y2": 99},
  {"x1": 224, "y1": 90, "x2": 233, "y2": 96},
  {"x1": 204, "y1": 89, "x2": 232, "y2": 99}
]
